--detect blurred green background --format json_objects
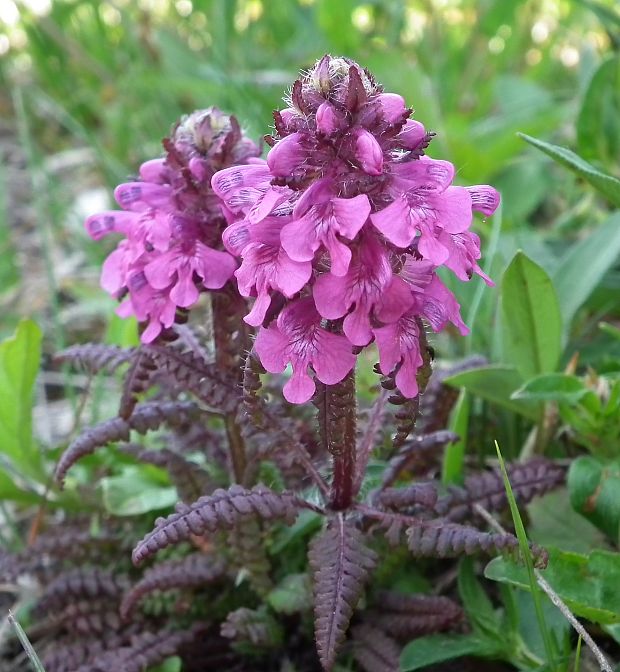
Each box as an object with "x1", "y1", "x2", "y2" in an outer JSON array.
[{"x1": 0, "y1": 0, "x2": 618, "y2": 353}]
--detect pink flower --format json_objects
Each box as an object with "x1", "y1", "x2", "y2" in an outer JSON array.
[
  {"x1": 211, "y1": 162, "x2": 291, "y2": 223},
  {"x1": 353, "y1": 128, "x2": 383, "y2": 175},
  {"x1": 267, "y1": 132, "x2": 309, "y2": 177},
  {"x1": 233, "y1": 217, "x2": 312, "y2": 326},
  {"x1": 280, "y1": 179, "x2": 371, "y2": 276},
  {"x1": 313, "y1": 233, "x2": 413, "y2": 346},
  {"x1": 116, "y1": 272, "x2": 177, "y2": 343},
  {"x1": 85, "y1": 107, "x2": 260, "y2": 342},
  {"x1": 144, "y1": 236, "x2": 237, "y2": 307},
  {"x1": 417, "y1": 275, "x2": 469, "y2": 335},
  {"x1": 254, "y1": 299, "x2": 356, "y2": 403},
  {"x1": 207, "y1": 56, "x2": 500, "y2": 403},
  {"x1": 371, "y1": 158, "x2": 474, "y2": 262},
  {"x1": 373, "y1": 312, "x2": 424, "y2": 398}
]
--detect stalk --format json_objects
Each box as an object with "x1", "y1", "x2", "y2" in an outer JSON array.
[
  {"x1": 324, "y1": 371, "x2": 357, "y2": 511},
  {"x1": 212, "y1": 290, "x2": 250, "y2": 484}
]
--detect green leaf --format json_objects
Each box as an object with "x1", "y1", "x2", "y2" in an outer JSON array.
[
  {"x1": 528, "y1": 490, "x2": 608, "y2": 554},
  {"x1": 148, "y1": 657, "x2": 182, "y2": 672},
  {"x1": 552, "y1": 213, "x2": 620, "y2": 329},
  {"x1": 501, "y1": 252, "x2": 562, "y2": 380},
  {"x1": 444, "y1": 365, "x2": 540, "y2": 421},
  {"x1": 400, "y1": 634, "x2": 501, "y2": 671},
  {"x1": 568, "y1": 456, "x2": 620, "y2": 542},
  {"x1": 0, "y1": 468, "x2": 41, "y2": 504},
  {"x1": 442, "y1": 390, "x2": 469, "y2": 485},
  {"x1": 512, "y1": 373, "x2": 589, "y2": 403},
  {"x1": 458, "y1": 558, "x2": 499, "y2": 638},
  {"x1": 100, "y1": 466, "x2": 178, "y2": 516},
  {"x1": 485, "y1": 547, "x2": 620, "y2": 625},
  {"x1": 577, "y1": 55, "x2": 620, "y2": 166},
  {"x1": 518, "y1": 133, "x2": 620, "y2": 207},
  {"x1": 0, "y1": 320, "x2": 44, "y2": 480},
  {"x1": 267, "y1": 573, "x2": 312, "y2": 614}
]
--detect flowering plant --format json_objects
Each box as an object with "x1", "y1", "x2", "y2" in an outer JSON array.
[{"x1": 22, "y1": 56, "x2": 567, "y2": 672}]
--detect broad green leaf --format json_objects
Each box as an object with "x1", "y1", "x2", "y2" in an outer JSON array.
[
  {"x1": 501, "y1": 252, "x2": 562, "y2": 380},
  {"x1": 577, "y1": 55, "x2": 620, "y2": 166},
  {"x1": 267, "y1": 573, "x2": 312, "y2": 614},
  {"x1": 400, "y1": 634, "x2": 501, "y2": 671},
  {"x1": 100, "y1": 466, "x2": 178, "y2": 516},
  {"x1": 444, "y1": 366, "x2": 540, "y2": 421},
  {"x1": 485, "y1": 547, "x2": 620, "y2": 625},
  {"x1": 0, "y1": 468, "x2": 41, "y2": 504},
  {"x1": 528, "y1": 490, "x2": 607, "y2": 553},
  {"x1": 552, "y1": 213, "x2": 620, "y2": 329},
  {"x1": 458, "y1": 558, "x2": 499, "y2": 638},
  {"x1": 568, "y1": 456, "x2": 620, "y2": 542},
  {"x1": 518, "y1": 133, "x2": 620, "y2": 207},
  {"x1": 512, "y1": 373, "x2": 588, "y2": 403},
  {"x1": 0, "y1": 320, "x2": 44, "y2": 480}
]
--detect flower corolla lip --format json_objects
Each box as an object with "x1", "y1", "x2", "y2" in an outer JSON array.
[
  {"x1": 280, "y1": 179, "x2": 371, "y2": 276},
  {"x1": 254, "y1": 298, "x2": 356, "y2": 404}
]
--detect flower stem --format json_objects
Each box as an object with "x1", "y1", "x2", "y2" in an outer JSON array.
[
  {"x1": 212, "y1": 289, "x2": 250, "y2": 484},
  {"x1": 325, "y1": 370, "x2": 357, "y2": 511}
]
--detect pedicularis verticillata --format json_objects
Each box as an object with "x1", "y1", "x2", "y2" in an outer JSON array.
[
  {"x1": 42, "y1": 57, "x2": 564, "y2": 672},
  {"x1": 87, "y1": 54, "x2": 499, "y2": 404}
]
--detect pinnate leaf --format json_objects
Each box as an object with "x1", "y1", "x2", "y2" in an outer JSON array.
[
  {"x1": 133, "y1": 484, "x2": 303, "y2": 565},
  {"x1": 309, "y1": 514, "x2": 377, "y2": 671}
]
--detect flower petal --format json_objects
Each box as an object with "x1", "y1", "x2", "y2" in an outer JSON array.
[{"x1": 370, "y1": 196, "x2": 414, "y2": 248}]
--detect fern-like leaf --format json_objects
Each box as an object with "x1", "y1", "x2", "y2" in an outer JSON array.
[
  {"x1": 351, "y1": 624, "x2": 400, "y2": 672},
  {"x1": 146, "y1": 344, "x2": 239, "y2": 413},
  {"x1": 73, "y1": 626, "x2": 205, "y2": 672},
  {"x1": 37, "y1": 567, "x2": 128, "y2": 616},
  {"x1": 118, "y1": 347, "x2": 158, "y2": 419},
  {"x1": 369, "y1": 592, "x2": 463, "y2": 639},
  {"x1": 132, "y1": 485, "x2": 304, "y2": 565},
  {"x1": 312, "y1": 374, "x2": 356, "y2": 457},
  {"x1": 55, "y1": 400, "x2": 202, "y2": 486},
  {"x1": 227, "y1": 518, "x2": 273, "y2": 596},
  {"x1": 377, "y1": 482, "x2": 438, "y2": 510},
  {"x1": 1, "y1": 528, "x2": 125, "y2": 581},
  {"x1": 309, "y1": 514, "x2": 377, "y2": 671},
  {"x1": 42, "y1": 633, "x2": 128, "y2": 672},
  {"x1": 57, "y1": 597, "x2": 123, "y2": 635},
  {"x1": 406, "y1": 522, "x2": 548, "y2": 567},
  {"x1": 120, "y1": 445, "x2": 214, "y2": 503},
  {"x1": 435, "y1": 458, "x2": 566, "y2": 522},
  {"x1": 120, "y1": 553, "x2": 226, "y2": 619},
  {"x1": 54, "y1": 344, "x2": 133, "y2": 375}
]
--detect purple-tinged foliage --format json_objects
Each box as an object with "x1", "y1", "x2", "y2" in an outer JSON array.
[
  {"x1": 212, "y1": 55, "x2": 499, "y2": 402},
  {"x1": 12, "y1": 54, "x2": 573, "y2": 672}
]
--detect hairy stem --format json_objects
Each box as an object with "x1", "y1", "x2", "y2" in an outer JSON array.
[
  {"x1": 324, "y1": 371, "x2": 357, "y2": 511},
  {"x1": 212, "y1": 289, "x2": 250, "y2": 484}
]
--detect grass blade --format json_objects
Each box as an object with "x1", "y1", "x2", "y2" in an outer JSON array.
[
  {"x1": 494, "y1": 440, "x2": 558, "y2": 669},
  {"x1": 7, "y1": 611, "x2": 46, "y2": 672}
]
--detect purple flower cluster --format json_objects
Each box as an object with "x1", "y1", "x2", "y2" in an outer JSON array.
[
  {"x1": 85, "y1": 108, "x2": 260, "y2": 342},
  {"x1": 212, "y1": 56, "x2": 499, "y2": 403}
]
